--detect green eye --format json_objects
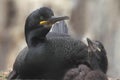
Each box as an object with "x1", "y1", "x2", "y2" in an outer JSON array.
[{"x1": 40, "y1": 16, "x2": 44, "y2": 20}]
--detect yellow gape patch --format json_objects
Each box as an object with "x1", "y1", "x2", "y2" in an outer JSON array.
[{"x1": 40, "y1": 21, "x2": 48, "y2": 25}]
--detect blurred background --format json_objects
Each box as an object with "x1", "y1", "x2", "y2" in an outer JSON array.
[{"x1": 0, "y1": 0, "x2": 120, "y2": 78}]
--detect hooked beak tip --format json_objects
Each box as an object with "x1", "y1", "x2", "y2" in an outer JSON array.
[
  {"x1": 40, "y1": 16, "x2": 69, "y2": 25},
  {"x1": 49, "y1": 16, "x2": 69, "y2": 23}
]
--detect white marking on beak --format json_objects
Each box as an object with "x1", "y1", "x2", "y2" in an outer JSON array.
[{"x1": 97, "y1": 47, "x2": 101, "y2": 52}]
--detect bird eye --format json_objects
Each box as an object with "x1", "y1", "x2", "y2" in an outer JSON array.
[{"x1": 40, "y1": 16, "x2": 44, "y2": 20}]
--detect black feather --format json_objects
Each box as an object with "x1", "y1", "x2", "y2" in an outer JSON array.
[{"x1": 8, "y1": 7, "x2": 88, "y2": 80}]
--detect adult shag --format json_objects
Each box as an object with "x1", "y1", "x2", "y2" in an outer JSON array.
[{"x1": 8, "y1": 7, "x2": 89, "y2": 80}]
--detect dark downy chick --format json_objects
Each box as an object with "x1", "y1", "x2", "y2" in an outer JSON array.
[
  {"x1": 8, "y1": 7, "x2": 88, "y2": 80},
  {"x1": 63, "y1": 64, "x2": 108, "y2": 80},
  {"x1": 85, "y1": 70, "x2": 108, "y2": 80},
  {"x1": 63, "y1": 64, "x2": 91, "y2": 80}
]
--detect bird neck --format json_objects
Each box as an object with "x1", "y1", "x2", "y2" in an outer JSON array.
[
  {"x1": 25, "y1": 26, "x2": 51, "y2": 48},
  {"x1": 88, "y1": 54, "x2": 101, "y2": 71}
]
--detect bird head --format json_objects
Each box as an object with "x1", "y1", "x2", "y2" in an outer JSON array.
[
  {"x1": 24, "y1": 7, "x2": 69, "y2": 46},
  {"x1": 25, "y1": 7, "x2": 69, "y2": 32},
  {"x1": 87, "y1": 38, "x2": 108, "y2": 73},
  {"x1": 87, "y1": 38, "x2": 104, "y2": 53}
]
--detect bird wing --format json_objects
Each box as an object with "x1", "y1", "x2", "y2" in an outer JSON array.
[{"x1": 50, "y1": 21, "x2": 68, "y2": 34}]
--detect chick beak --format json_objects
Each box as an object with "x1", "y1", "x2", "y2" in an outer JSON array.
[
  {"x1": 87, "y1": 38, "x2": 95, "y2": 52},
  {"x1": 40, "y1": 16, "x2": 69, "y2": 25},
  {"x1": 87, "y1": 38, "x2": 93, "y2": 47}
]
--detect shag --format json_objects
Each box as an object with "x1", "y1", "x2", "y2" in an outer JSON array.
[
  {"x1": 87, "y1": 38, "x2": 108, "y2": 73},
  {"x1": 63, "y1": 38, "x2": 108, "y2": 80},
  {"x1": 8, "y1": 7, "x2": 88, "y2": 80}
]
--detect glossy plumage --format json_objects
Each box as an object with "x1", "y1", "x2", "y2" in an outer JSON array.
[
  {"x1": 8, "y1": 7, "x2": 108, "y2": 80},
  {"x1": 8, "y1": 7, "x2": 88, "y2": 80}
]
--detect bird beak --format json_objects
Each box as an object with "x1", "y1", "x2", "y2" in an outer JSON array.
[
  {"x1": 87, "y1": 38, "x2": 93, "y2": 47},
  {"x1": 87, "y1": 38, "x2": 95, "y2": 51},
  {"x1": 40, "y1": 16, "x2": 69, "y2": 25}
]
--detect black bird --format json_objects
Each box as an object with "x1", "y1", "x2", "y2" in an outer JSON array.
[
  {"x1": 8, "y1": 7, "x2": 89, "y2": 80},
  {"x1": 63, "y1": 38, "x2": 108, "y2": 80},
  {"x1": 87, "y1": 38, "x2": 108, "y2": 73}
]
